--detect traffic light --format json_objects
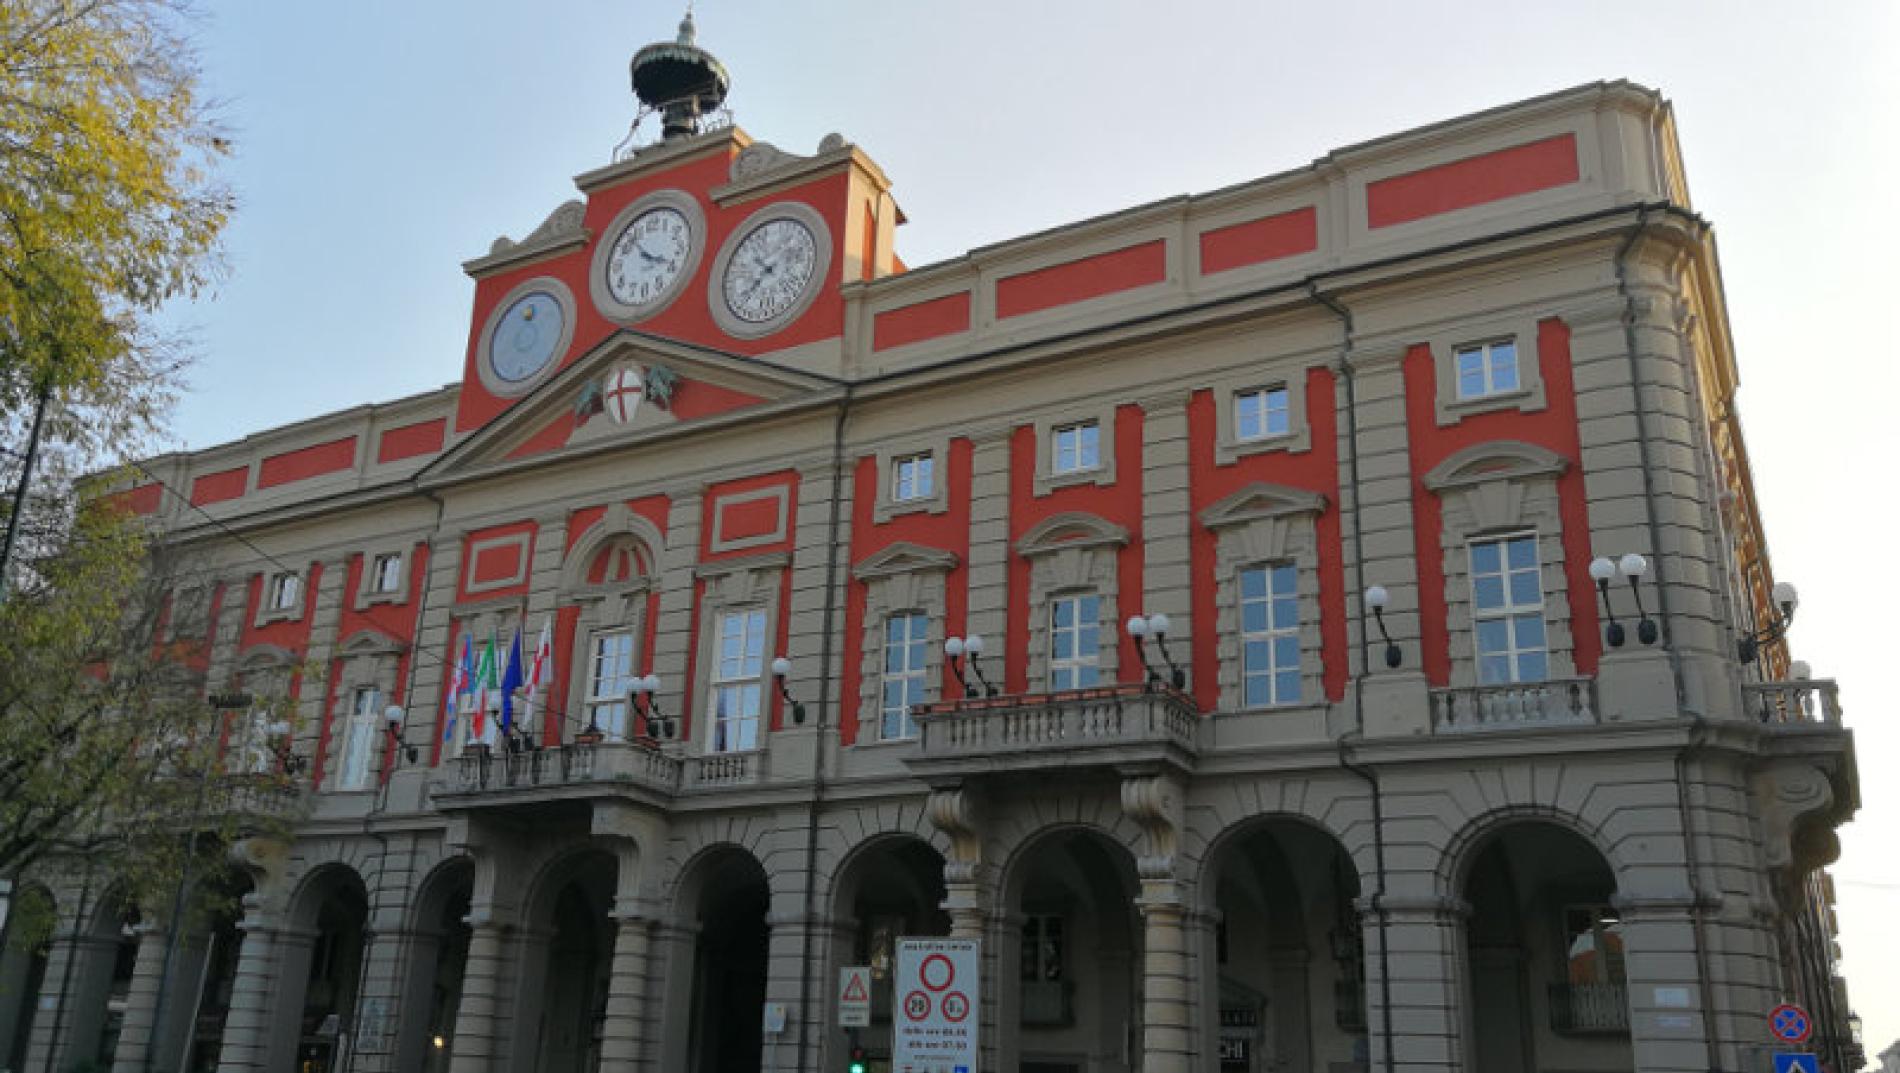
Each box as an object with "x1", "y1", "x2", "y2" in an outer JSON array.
[{"x1": 847, "y1": 1044, "x2": 867, "y2": 1073}]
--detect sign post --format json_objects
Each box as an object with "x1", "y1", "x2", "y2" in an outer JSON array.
[
  {"x1": 838, "y1": 966, "x2": 873, "y2": 1028},
  {"x1": 894, "y1": 938, "x2": 979, "y2": 1073}
]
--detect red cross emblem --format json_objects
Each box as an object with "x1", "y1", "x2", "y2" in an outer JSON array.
[{"x1": 604, "y1": 366, "x2": 644, "y2": 425}]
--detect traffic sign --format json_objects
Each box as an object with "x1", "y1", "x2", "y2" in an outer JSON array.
[
  {"x1": 1769, "y1": 1003, "x2": 1813, "y2": 1044},
  {"x1": 895, "y1": 938, "x2": 979, "y2": 1073},
  {"x1": 1773, "y1": 1054, "x2": 1820, "y2": 1073},
  {"x1": 838, "y1": 966, "x2": 872, "y2": 1028}
]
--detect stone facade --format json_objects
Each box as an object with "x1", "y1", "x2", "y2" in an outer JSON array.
[{"x1": 0, "y1": 67, "x2": 1860, "y2": 1073}]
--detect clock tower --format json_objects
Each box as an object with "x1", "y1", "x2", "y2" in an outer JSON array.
[{"x1": 450, "y1": 11, "x2": 904, "y2": 440}]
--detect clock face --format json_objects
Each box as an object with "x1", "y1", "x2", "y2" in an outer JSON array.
[
  {"x1": 722, "y1": 217, "x2": 819, "y2": 325},
  {"x1": 607, "y1": 207, "x2": 693, "y2": 309},
  {"x1": 488, "y1": 291, "x2": 567, "y2": 384}
]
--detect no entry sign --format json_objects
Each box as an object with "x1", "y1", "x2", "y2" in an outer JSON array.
[{"x1": 894, "y1": 938, "x2": 979, "y2": 1073}]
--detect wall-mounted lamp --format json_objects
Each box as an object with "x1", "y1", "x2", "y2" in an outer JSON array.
[
  {"x1": 944, "y1": 635, "x2": 996, "y2": 698},
  {"x1": 1364, "y1": 586, "x2": 1402, "y2": 669},
  {"x1": 383, "y1": 704, "x2": 419, "y2": 764},
  {"x1": 1737, "y1": 580, "x2": 1799, "y2": 666},
  {"x1": 267, "y1": 720, "x2": 308, "y2": 776},
  {"x1": 1589, "y1": 553, "x2": 1658, "y2": 648},
  {"x1": 771, "y1": 657, "x2": 808, "y2": 724},
  {"x1": 630, "y1": 674, "x2": 673, "y2": 739},
  {"x1": 1125, "y1": 613, "x2": 1186, "y2": 691}
]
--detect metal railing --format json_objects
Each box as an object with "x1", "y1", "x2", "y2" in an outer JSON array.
[
  {"x1": 1743, "y1": 678, "x2": 1843, "y2": 725},
  {"x1": 912, "y1": 685, "x2": 1199, "y2": 759},
  {"x1": 1547, "y1": 982, "x2": 1630, "y2": 1034},
  {"x1": 1429, "y1": 677, "x2": 1597, "y2": 733}
]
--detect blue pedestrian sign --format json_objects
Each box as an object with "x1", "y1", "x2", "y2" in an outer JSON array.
[{"x1": 1773, "y1": 1053, "x2": 1820, "y2": 1073}]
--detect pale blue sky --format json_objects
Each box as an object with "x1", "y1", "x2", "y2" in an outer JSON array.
[{"x1": 163, "y1": 0, "x2": 1899, "y2": 1054}]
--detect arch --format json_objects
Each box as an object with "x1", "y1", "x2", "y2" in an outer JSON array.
[
  {"x1": 284, "y1": 860, "x2": 370, "y2": 931},
  {"x1": 825, "y1": 832, "x2": 948, "y2": 920},
  {"x1": 1438, "y1": 804, "x2": 1623, "y2": 902},
  {"x1": 1193, "y1": 810, "x2": 1368, "y2": 907},
  {"x1": 0, "y1": 882, "x2": 56, "y2": 1072},
  {"x1": 510, "y1": 846, "x2": 618, "y2": 1073},
  {"x1": 660, "y1": 844, "x2": 773, "y2": 1073},
  {"x1": 560, "y1": 504, "x2": 666, "y2": 594},
  {"x1": 408, "y1": 855, "x2": 476, "y2": 935}
]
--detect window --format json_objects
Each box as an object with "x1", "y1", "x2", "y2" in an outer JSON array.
[
  {"x1": 1454, "y1": 339, "x2": 1519, "y2": 400},
  {"x1": 1562, "y1": 905, "x2": 1626, "y2": 986},
  {"x1": 370, "y1": 553, "x2": 403, "y2": 594},
  {"x1": 240, "y1": 708, "x2": 275, "y2": 775},
  {"x1": 1235, "y1": 386, "x2": 1291, "y2": 441},
  {"x1": 1051, "y1": 421, "x2": 1100, "y2": 474},
  {"x1": 338, "y1": 687, "x2": 378, "y2": 790},
  {"x1": 585, "y1": 630, "x2": 636, "y2": 740},
  {"x1": 267, "y1": 572, "x2": 301, "y2": 611},
  {"x1": 1021, "y1": 914, "x2": 1066, "y2": 981},
  {"x1": 1470, "y1": 535, "x2": 1547, "y2": 684},
  {"x1": 1049, "y1": 594, "x2": 1101, "y2": 690},
  {"x1": 892, "y1": 453, "x2": 934, "y2": 503},
  {"x1": 880, "y1": 612, "x2": 929, "y2": 740},
  {"x1": 711, "y1": 609, "x2": 766, "y2": 752},
  {"x1": 1239, "y1": 564, "x2": 1300, "y2": 706}
]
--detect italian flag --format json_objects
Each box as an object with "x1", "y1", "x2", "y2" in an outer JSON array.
[{"x1": 471, "y1": 634, "x2": 499, "y2": 741}]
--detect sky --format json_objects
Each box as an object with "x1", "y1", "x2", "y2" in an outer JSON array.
[{"x1": 158, "y1": 0, "x2": 1900, "y2": 1057}]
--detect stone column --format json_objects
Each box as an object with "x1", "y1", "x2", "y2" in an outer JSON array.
[
  {"x1": 446, "y1": 914, "x2": 510, "y2": 1073},
  {"x1": 1364, "y1": 895, "x2": 1467, "y2": 1073},
  {"x1": 107, "y1": 922, "x2": 170, "y2": 1073},
  {"x1": 598, "y1": 909, "x2": 656, "y2": 1073},
  {"x1": 1618, "y1": 894, "x2": 1715, "y2": 1073},
  {"x1": 26, "y1": 926, "x2": 112, "y2": 1073},
  {"x1": 1137, "y1": 895, "x2": 1194, "y2": 1073},
  {"x1": 214, "y1": 894, "x2": 282, "y2": 1073}
]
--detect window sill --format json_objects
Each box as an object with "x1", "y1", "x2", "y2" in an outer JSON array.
[{"x1": 852, "y1": 734, "x2": 920, "y2": 749}]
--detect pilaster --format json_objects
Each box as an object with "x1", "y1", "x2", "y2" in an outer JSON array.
[
  {"x1": 962, "y1": 425, "x2": 1013, "y2": 661},
  {"x1": 1139, "y1": 392, "x2": 1193, "y2": 681},
  {"x1": 1362, "y1": 894, "x2": 1466, "y2": 1073}
]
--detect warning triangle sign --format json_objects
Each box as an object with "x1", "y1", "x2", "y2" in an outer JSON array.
[{"x1": 842, "y1": 973, "x2": 869, "y2": 1002}]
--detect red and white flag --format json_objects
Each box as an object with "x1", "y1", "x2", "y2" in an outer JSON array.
[{"x1": 523, "y1": 616, "x2": 554, "y2": 730}]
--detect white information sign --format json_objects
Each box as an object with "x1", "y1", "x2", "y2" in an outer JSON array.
[
  {"x1": 838, "y1": 965, "x2": 873, "y2": 1027},
  {"x1": 894, "y1": 938, "x2": 979, "y2": 1073}
]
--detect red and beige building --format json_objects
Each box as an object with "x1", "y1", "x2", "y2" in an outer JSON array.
[{"x1": 0, "y1": 18, "x2": 1862, "y2": 1073}]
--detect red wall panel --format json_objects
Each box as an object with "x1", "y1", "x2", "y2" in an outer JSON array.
[
  {"x1": 257, "y1": 437, "x2": 357, "y2": 489},
  {"x1": 1198, "y1": 207, "x2": 1318, "y2": 275},
  {"x1": 1367, "y1": 134, "x2": 1579, "y2": 229},
  {"x1": 995, "y1": 241, "x2": 1167, "y2": 320},
  {"x1": 872, "y1": 292, "x2": 972, "y2": 351}
]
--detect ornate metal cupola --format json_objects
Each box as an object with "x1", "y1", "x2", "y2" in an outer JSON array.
[{"x1": 630, "y1": 9, "x2": 731, "y2": 141}]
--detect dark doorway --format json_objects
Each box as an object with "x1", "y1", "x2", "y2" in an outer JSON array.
[{"x1": 689, "y1": 852, "x2": 770, "y2": 1073}]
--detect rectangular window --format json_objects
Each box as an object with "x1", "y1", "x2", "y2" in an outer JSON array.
[
  {"x1": 1049, "y1": 593, "x2": 1101, "y2": 691},
  {"x1": 1454, "y1": 339, "x2": 1520, "y2": 400},
  {"x1": 1239, "y1": 564, "x2": 1301, "y2": 706},
  {"x1": 1021, "y1": 914, "x2": 1066, "y2": 981},
  {"x1": 586, "y1": 630, "x2": 636, "y2": 740},
  {"x1": 1051, "y1": 421, "x2": 1100, "y2": 474},
  {"x1": 1562, "y1": 905, "x2": 1626, "y2": 985},
  {"x1": 267, "y1": 572, "x2": 301, "y2": 611},
  {"x1": 892, "y1": 453, "x2": 934, "y2": 503},
  {"x1": 338, "y1": 687, "x2": 378, "y2": 790},
  {"x1": 370, "y1": 553, "x2": 403, "y2": 594},
  {"x1": 711, "y1": 609, "x2": 767, "y2": 753},
  {"x1": 241, "y1": 708, "x2": 276, "y2": 775},
  {"x1": 880, "y1": 612, "x2": 929, "y2": 740},
  {"x1": 1235, "y1": 386, "x2": 1291, "y2": 441},
  {"x1": 1470, "y1": 534, "x2": 1548, "y2": 684}
]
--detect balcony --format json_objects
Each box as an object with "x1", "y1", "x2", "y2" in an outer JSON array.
[
  {"x1": 1547, "y1": 982, "x2": 1629, "y2": 1034},
  {"x1": 906, "y1": 684, "x2": 1199, "y2": 781},
  {"x1": 1744, "y1": 678, "x2": 1842, "y2": 725},
  {"x1": 429, "y1": 741, "x2": 682, "y2": 807},
  {"x1": 1429, "y1": 677, "x2": 1597, "y2": 733}
]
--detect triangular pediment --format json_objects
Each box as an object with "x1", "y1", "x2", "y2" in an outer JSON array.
[
  {"x1": 422, "y1": 329, "x2": 840, "y2": 482},
  {"x1": 853, "y1": 541, "x2": 960, "y2": 581},
  {"x1": 1198, "y1": 482, "x2": 1327, "y2": 530}
]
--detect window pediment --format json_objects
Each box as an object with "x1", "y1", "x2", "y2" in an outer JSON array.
[
  {"x1": 1422, "y1": 440, "x2": 1567, "y2": 493},
  {"x1": 853, "y1": 541, "x2": 960, "y2": 582},
  {"x1": 338, "y1": 629, "x2": 404, "y2": 660},
  {"x1": 560, "y1": 503, "x2": 665, "y2": 597},
  {"x1": 1198, "y1": 482, "x2": 1327, "y2": 531},
  {"x1": 1015, "y1": 512, "x2": 1129, "y2": 559}
]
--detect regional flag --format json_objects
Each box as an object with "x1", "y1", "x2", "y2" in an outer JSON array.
[
  {"x1": 442, "y1": 633, "x2": 474, "y2": 743},
  {"x1": 523, "y1": 616, "x2": 554, "y2": 732}
]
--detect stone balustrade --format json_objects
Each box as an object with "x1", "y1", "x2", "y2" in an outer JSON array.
[
  {"x1": 908, "y1": 684, "x2": 1199, "y2": 779},
  {"x1": 1429, "y1": 677, "x2": 1598, "y2": 733},
  {"x1": 1743, "y1": 678, "x2": 1843, "y2": 725}
]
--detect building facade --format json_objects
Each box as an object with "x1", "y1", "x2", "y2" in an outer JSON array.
[{"x1": 0, "y1": 22, "x2": 1863, "y2": 1073}]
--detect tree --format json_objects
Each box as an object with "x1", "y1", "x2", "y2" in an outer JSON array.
[
  {"x1": 0, "y1": 0, "x2": 230, "y2": 411},
  {"x1": 0, "y1": 495, "x2": 305, "y2": 921}
]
